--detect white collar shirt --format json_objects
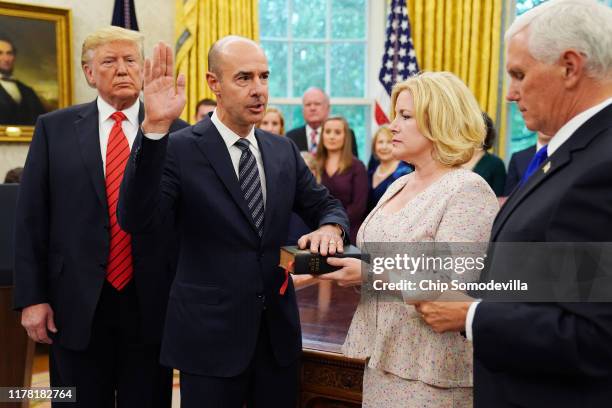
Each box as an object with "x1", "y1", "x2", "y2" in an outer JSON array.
[
  {"x1": 305, "y1": 124, "x2": 321, "y2": 152},
  {"x1": 97, "y1": 97, "x2": 140, "y2": 176},
  {"x1": 211, "y1": 109, "x2": 267, "y2": 205},
  {"x1": 547, "y1": 97, "x2": 612, "y2": 156}
]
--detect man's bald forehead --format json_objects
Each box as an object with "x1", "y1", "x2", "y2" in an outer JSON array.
[
  {"x1": 208, "y1": 35, "x2": 264, "y2": 76},
  {"x1": 303, "y1": 87, "x2": 329, "y2": 103}
]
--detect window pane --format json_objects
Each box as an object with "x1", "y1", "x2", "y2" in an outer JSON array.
[
  {"x1": 330, "y1": 42, "x2": 366, "y2": 97},
  {"x1": 292, "y1": 42, "x2": 326, "y2": 97},
  {"x1": 331, "y1": 0, "x2": 366, "y2": 39},
  {"x1": 262, "y1": 41, "x2": 288, "y2": 97},
  {"x1": 331, "y1": 104, "x2": 370, "y2": 161},
  {"x1": 259, "y1": 0, "x2": 288, "y2": 38},
  {"x1": 291, "y1": 0, "x2": 326, "y2": 39},
  {"x1": 509, "y1": 104, "x2": 536, "y2": 154}
]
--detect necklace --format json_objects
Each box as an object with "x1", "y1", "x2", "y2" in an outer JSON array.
[{"x1": 374, "y1": 163, "x2": 396, "y2": 178}]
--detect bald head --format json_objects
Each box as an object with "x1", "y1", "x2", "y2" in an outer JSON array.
[
  {"x1": 205, "y1": 35, "x2": 269, "y2": 137},
  {"x1": 208, "y1": 35, "x2": 264, "y2": 78}
]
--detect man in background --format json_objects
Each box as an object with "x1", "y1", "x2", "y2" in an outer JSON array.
[
  {"x1": 0, "y1": 35, "x2": 46, "y2": 125},
  {"x1": 3, "y1": 167, "x2": 23, "y2": 183},
  {"x1": 14, "y1": 26, "x2": 187, "y2": 408},
  {"x1": 286, "y1": 86, "x2": 358, "y2": 156},
  {"x1": 194, "y1": 97, "x2": 216, "y2": 123},
  {"x1": 503, "y1": 131, "x2": 552, "y2": 195}
]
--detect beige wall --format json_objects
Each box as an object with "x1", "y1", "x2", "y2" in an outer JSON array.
[{"x1": 0, "y1": 0, "x2": 175, "y2": 180}]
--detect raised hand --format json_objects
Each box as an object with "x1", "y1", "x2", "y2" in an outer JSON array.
[{"x1": 142, "y1": 42, "x2": 186, "y2": 134}]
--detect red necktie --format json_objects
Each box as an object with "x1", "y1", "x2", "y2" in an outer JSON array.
[
  {"x1": 105, "y1": 111, "x2": 133, "y2": 290},
  {"x1": 310, "y1": 129, "x2": 318, "y2": 153}
]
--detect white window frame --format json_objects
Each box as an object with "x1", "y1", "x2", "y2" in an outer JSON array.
[{"x1": 261, "y1": 0, "x2": 387, "y2": 159}]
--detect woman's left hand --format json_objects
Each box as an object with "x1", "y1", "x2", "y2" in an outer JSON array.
[{"x1": 318, "y1": 257, "x2": 362, "y2": 287}]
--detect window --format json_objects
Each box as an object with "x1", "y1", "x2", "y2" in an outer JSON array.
[{"x1": 259, "y1": 0, "x2": 370, "y2": 160}]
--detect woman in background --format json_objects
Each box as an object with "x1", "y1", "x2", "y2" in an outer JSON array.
[
  {"x1": 368, "y1": 126, "x2": 413, "y2": 212},
  {"x1": 316, "y1": 116, "x2": 368, "y2": 244},
  {"x1": 319, "y1": 72, "x2": 498, "y2": 407},
  {"x1": 464, "y1": 113, "x2": 507, "y2": 196},
  {"x1": 258, "y1": 106, "x2": 285, "y2": 135}
]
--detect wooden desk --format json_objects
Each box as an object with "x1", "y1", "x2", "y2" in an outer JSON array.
[
  {"x1": 0, "y1": 286, "x2": 34, "y2": 408},
  {"x1": 297, "y1": 281, "x2": 365, "y2": 407}
]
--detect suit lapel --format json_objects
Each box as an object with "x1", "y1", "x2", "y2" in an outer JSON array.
[
  {"x1": 75, "y1": 101, "x2": 107, "y2": 209},
  {"x1": 193, "y1": 118, "x2": 260, "y2": 236},
  {"x1": 255, "y1": 130, "x2": 278, "y2": 240},
  {"x1": 492, "y1": 104, "x2": 612, "y2": 240}
]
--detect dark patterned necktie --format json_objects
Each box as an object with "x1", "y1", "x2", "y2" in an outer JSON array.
[{"x1": 235, "y1": 138, "x2": 264, "y2": 237}]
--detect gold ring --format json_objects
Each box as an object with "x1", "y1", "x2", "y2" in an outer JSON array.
[{"x1": 329, "y1": 240, "x2": 336, "y2": 245}]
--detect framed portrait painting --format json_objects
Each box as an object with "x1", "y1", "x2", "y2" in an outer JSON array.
[{"x1": 0, "y1": 1, "x2": 72, "y2": 142}]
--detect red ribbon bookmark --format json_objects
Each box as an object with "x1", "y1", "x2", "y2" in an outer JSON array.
[{"x1": 279, "y1": 261, "x2": 294, "y2": 295}]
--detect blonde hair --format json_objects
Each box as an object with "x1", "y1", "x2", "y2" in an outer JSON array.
[
  {"x1": 390, "y1": 71, "x2": 485, "y2": 167},
  {"x1": 316, "y1": 116, "x2": 354, "y2": 182},
  {"x1": 370, "y1": 126, "x2": 393, "y2": 161},
  {"x1": 81, "y1": 26, "x2": 144, "y2": 65},
  {"x1": 259, "y1": 106, "x2": 285, "y2": 135}
]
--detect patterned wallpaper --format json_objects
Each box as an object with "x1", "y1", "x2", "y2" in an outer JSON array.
[{"x1": 0, "y1": 0, "x2": 175, "y2": 180}]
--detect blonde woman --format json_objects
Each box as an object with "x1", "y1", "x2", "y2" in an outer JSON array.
[
  {"x1": 316, "y1": 116, "x2": 368, "y2": 244},
  {"x1": 257, "y1": 106, "x2": 285, "y2": 135},
  {"x1": 319, "y1": 72, "x2": 499, "y2": 407},
  {"x1": 368, "y1": 126, "x2": 413, "y2": 212}
]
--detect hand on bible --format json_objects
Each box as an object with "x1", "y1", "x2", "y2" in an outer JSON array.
[
  {"x1": 141, "y1": 42, "x2": 186, "y2": 134},
  {"x1": 297, "y1": 224, "x2": 344, "y2": 256},
  {"x1": 318, "y1": 257, "x2": 362, "y2": 287}
]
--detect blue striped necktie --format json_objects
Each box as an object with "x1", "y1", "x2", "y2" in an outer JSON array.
[
  {"x1": 519, "y1": 145, "x2": 548, "y2": 187},
  {"x1": 235, "y1": 139, "x2": 265, "y2": 237}
]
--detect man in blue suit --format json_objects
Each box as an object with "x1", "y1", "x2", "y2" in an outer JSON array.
[
  {"x1": 414, "y1": 0, "x2": 612, "y2": 406},
  {"x1": 118, "y1": 36, "x2": 349, "y2": 407},
  {"x1": 14, "y1": 27, "x2": 188, "y2": 407}
]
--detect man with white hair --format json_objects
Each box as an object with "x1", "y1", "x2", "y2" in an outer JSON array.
[
  {"x1": 286, "y1": 86, "x2": 359, "y2": 156},
  {"x1": 413, "y1": 0, "x2": 612, "y2": 406},
  {"x1": 13, "y1": 26, "x2": 187, "y2": 407}
]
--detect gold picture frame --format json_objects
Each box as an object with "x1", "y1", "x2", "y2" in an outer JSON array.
[{"x1": 0, "y1": 1, "x2": 73, "y2": 142}]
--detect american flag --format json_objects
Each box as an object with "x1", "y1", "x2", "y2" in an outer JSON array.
[{"x1": 375, "y1": 0, "x2": 419, "y2": 125}]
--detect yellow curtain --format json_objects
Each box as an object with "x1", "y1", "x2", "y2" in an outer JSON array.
[
  {"x1": 174, "y1": 0, "x2": 259, "y2": 122},
  {"x1": 407, "y1": 0, "x2": 506, "y2": 156}
]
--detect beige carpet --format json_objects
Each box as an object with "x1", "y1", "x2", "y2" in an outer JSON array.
[{"x1": 30, "y1": 370, "x2": 181, "y2": 407}]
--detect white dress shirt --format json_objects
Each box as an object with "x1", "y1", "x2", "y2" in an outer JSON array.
[
  {"x1": 97, "y1": 97, "x2": 140, "y2": 176},
  {"x1": 466, "y1": 97, "x2": 612, "y2": 341},
  {"x1": 0, "y1": 77, "x2": 21, "y2": 103},
  {"x1": 211, "y1": 110, "x2": 267, "y2": 205},
  {"x1": 305, "y1": 124, "x2": 321, "y2": 152}
]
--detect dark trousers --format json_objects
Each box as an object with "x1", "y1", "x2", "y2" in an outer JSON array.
[
  {"x1": 49, "y1": 281, "x2": 172, "y2": 408},
  {"x1": 179, "y1": 317, "x2": 299, "y2": 408}
]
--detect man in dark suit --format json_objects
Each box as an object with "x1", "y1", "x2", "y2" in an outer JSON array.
[
  {"x1": 286, "y1": 86, "x2": 359, "y2": 156},
  {"x1": 414, "y1": 1, "x2": 612, "y2": 406},
  {"x1": 0, "y1": 35, "x2": 46, "y2": 125},
  {"x1": 14, "y1": 26, "x2": 187, "y2": 408},
  {"x1": 503, "y1": 131, "x2": 552, "y2": 195},
  {"x1": 118, "y1": 36, "x2": 349, "y2": 407}
]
